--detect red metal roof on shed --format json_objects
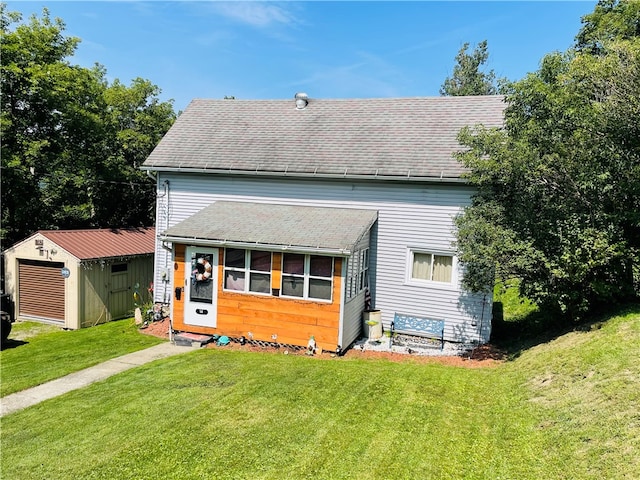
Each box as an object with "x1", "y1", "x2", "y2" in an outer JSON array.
[{"x1": 39, "y1": 227, "x2": 155, "y2": 260}]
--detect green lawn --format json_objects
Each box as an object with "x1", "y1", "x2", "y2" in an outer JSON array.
[
  {"x1": 1, "y1": 307, "x2": 638, "y2": 479},
  {"x1": 0, "y1": 318, "x2": 164, "y2": 396}
]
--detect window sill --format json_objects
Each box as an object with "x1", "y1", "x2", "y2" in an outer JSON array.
[
  {"x1": 404, "y1": 279, "x2": 457, "y2": 291},
  {"x1": 222, "y1": 289, "x2": 272, "y2": 297},
  {"x1": 279, "y1": 294, "x2": 333, "y2": 304},
  {"x1": 221, "y1": 289, "x2": 333, "y2": 304}
]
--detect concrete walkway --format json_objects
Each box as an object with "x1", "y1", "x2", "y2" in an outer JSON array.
[{"x1": 0, "y1": 342, "x2": 197, "y2": 417}]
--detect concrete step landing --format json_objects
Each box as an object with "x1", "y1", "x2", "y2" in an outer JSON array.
[{"x1": 173, "y1": 332, "x2": 214, "y2": 348}]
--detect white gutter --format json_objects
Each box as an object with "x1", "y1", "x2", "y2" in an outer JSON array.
[
  {"x1": 160, "y1": 235, "x2": 352, "y2": 257},
  {"x1": 140, "y1": 166, "x2": 469, "y2": 184}
]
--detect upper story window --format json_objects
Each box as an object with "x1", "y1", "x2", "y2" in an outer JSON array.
[
  {"x1": 409, "y1": 250, "x2": 454, "y2": 284},
  {"x1": 223, "y1": 248, "x2": 272, "y2": 294},
  {"x1": 281, "y1": 253, "x2": 333, "y2": 301}
]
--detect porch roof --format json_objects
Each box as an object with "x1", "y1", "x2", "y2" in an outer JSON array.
[{"x1": 161, "y1": 201, "x2": 378, "y2": 256}]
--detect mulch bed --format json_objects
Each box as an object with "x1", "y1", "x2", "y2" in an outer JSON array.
[{"x1": 140, "y1": 318, "x2": 506, "y2": 368}]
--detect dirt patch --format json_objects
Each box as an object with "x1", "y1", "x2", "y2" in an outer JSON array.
[
  {"x1": 344, "y1": 345, "x2": 505, "y2": 368},
  {"x1": 466, "y1": 343, "x2": 508, "y2": 362},
  {"x1": 139, "y1": 318, "x2": 172, "y2": 339},
  {"x1": 9, "y1": 321, "x2": 61, "y2": 341},
  {"x1": 139, "y1": 318, "x2": 505, "y2": 368}
]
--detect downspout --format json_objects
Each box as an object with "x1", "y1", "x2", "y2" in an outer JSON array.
[
  {"x1": 337, "y1": 257, "x2": 347, "y2": 355},
  {"x1": 160, "y1": 179, "x2": 172, "y2": 342},
  {"x1": 159, "y1": 179, "x2": 170, "y2": 304},
  {"x1": 147, "y1": 171, "x2": 174, "y2": 342},
  {"x1": 146, "y1": 170, "x2": 164, "y2": 303}
]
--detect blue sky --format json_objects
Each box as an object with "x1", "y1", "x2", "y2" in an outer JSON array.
[{"x1": 9, "y1": 1, "x2": 597, "y2": 112}]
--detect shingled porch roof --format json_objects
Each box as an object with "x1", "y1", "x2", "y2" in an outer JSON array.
[
  {"x1": 161, "y1": 201, "x2": 378, "y2": 256},
  {"x1": 142, "y1": 95, "x2": 505, "y2": 182}
]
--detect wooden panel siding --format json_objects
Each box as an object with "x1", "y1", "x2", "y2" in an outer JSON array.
[
  {"x1": 271, "y1": 252, "x2": 282, "y2": 290},
  {"x1": 216, "y1": 297, "x2": 339, "y2": 346},
  {"x1": 154, "y1": 173, "x2": 491, "y2": 343},
  {"x1": 81, "y1": 264, "x2": 106, "y2": 327},
  {"x1": 79, "y1": 255, "x2": 155, "y2": 327},
  {"x1": 216, "y1": 264, "x2": 342, "y2": 351},
  {"x1": 171, "y1": 244, "x2": 186, "y2": 326},
  {"x1": 170, "y1": 244, "x2": 342, "y2": 351}
]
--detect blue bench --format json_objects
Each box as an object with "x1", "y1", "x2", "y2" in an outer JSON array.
[{"x1": 390, "y1": 313, "x2": 445, "y2": 350}]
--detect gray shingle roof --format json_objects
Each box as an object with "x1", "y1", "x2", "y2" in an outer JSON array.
[
  {"x1": 142, "y1": 96, "x2": 505, "y2": 181},
  {"x1": 161, "y1": 201, "x2": 378, "y2": 255}
]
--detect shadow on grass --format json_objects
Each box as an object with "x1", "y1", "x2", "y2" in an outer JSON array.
[
  {"x1": 1, "y1": 338, "x2": 28, "y2": 351},
  {"x1": 489, "y1": 301, "x2": 640, "y2": 360}
]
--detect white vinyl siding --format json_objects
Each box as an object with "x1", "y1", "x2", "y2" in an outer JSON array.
[{"x1": 151, "y1": 173, "x2": 491, "y2": 344}]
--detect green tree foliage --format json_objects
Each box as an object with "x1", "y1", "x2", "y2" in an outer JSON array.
[
  {"x1": 1, "y1": 5, "x2": 176, "y2": 246},
  {"x1": 454, "y1": 0, "x2": 640, "y2": 319},
  {"x1": 440, "y1": 40, "x2": 504, "y2": 96},
  {"x1": 94, "y1": 78, "x2": 176, "y2": 227},
  {"x1": 576, "y1": 0, "x2": 640, "y2": 54}
]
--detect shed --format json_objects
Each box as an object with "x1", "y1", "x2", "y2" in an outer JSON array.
[{"x1": 2, "y1": 228, "x2": 155, "y2": 329}]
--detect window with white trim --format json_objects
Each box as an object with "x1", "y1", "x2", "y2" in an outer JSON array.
[
  {"x1": 346, "y1": 247, "x2": 369, "y2": 300},
  {"x1": 281, "y1": 253, "x2": 333, "y2": 301},
  {"x1": 409, "y1": 251, "x2": 454, "y2": 284},
  {"x1": 223, "y1": 248, "x2": 272, "y2": 294},
  {"x1": 358, "y1": 248, "x2": 369, "y2": 291}
]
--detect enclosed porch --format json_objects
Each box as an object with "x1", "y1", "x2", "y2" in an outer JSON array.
[{"x1": 161, "y1": 201, "x2": 378, "y2": 352}]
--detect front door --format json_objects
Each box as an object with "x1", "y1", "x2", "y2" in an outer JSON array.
[{"x1": 184, "y1": 246, "x2": 218, "y2": 328}]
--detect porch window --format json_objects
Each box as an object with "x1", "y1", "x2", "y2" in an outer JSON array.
[
  {"x1": 346, "y1": 247, "x2": 369, "y2": 300},
  {"x1": 409, "y1": 251, "x2": 454, "y2": 284},
  {"x1": 224, "y1": 248, "x2": 272, "y2": 294},
  {"x1": 281, "y1": 253, "x2": 333, "y2": 301},
  {"x1": 358, "y1": 248, "x2": 369, "y2": 291}
]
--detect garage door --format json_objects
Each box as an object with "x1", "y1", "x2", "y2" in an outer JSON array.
[{"x1": 18, "y1": 259, "x2": 65, "y2": 322}]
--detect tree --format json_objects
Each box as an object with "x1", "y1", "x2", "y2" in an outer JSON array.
[
  {"x1": 575, "y1": 0, "x2": 640, "y2": 54},
  {"x1": 440, "y1": 40, "x2": 504, "y2": 96},
  {"x1": 1, "y1": 5, "x2": 93, "y2": 244},
  {"x1": 92, "y1": 78, "x2": 176, "y2": 227},
  {"x1": 454, "y1": 1, "x2": 640, "y2": 319},
  {"x1": 1, "y1": 5, "x2": 176, "y2": 246}
]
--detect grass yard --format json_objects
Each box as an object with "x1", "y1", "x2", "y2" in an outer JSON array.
[
  {"x1": 0, "y1": 318, "x2": 164, "y2": 396},
  {"x1": 1, "y1": 306, "x2": 639, "y2": 479}
]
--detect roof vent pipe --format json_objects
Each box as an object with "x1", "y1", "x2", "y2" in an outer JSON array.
[{"x1": 294, "y1": 92, "x2": 308, "y2": 110}]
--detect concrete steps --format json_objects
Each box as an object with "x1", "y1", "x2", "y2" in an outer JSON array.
[{"x1": 173, "y1": 332, "x2": 214, "y2": 348}]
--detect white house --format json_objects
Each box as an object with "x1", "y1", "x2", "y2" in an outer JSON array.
[{"x1": 141, "y1": 95, "x2": 505, "y2": 353}]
